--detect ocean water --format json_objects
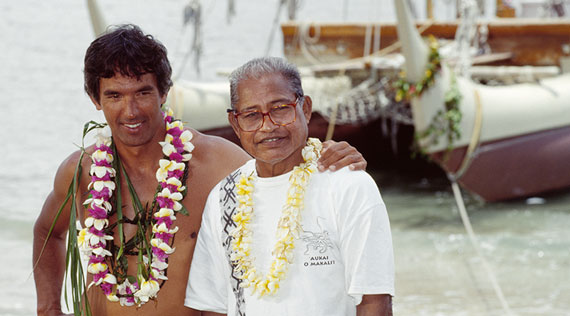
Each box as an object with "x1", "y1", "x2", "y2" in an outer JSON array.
[{"x1": 1, "y1": 0, "x2": 569, "y2": 315}]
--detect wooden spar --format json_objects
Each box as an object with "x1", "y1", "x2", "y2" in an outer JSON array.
[
  {"x1": 281, "y1": 20, "x2": 570, "y2": 67},
  {"x1": 86, "y1": 0, "x2": 107, "y2": 37}
]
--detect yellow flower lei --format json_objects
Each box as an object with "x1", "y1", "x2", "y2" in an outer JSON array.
[{"x1": 230, "y1": 138, "x2": 322, "y2": 297}]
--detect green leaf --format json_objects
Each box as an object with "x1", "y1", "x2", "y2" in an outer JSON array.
[{"x1": 178, "y1": 204, "x2": 189, "y2": 216}]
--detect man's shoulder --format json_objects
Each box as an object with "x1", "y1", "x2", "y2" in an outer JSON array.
[
  {"x1": 58, "y1": 145, "x2": 97, "y2": 176},
  {"x1": 49, "y1": 144, "x2": 97, "y2": 198},
  {"x1": 220, "y1": 159, "x2": 255, "y2": 181},
  {"x1": 188, "y1": 129, "x2": 251, "y2": 170},
  {"x1": 317, "y1": 167, "x2": 376, "y2": 188},
  {"x1": 313, "y1": 168, "x2": 383, "y2": 204},
  {"x1": 189, "y1": 129, "x2": 245, "y2": 156}
]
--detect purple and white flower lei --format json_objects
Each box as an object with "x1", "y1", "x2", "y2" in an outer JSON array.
[{"x1": 77, "y1": 108, "x2": 193, "y2": 306}]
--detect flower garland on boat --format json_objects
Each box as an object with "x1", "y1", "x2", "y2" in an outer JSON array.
[
  {"x1": 393, "y1": 35, "x2": 462, "y2": 156},
  {"x1": 230, "y1": 138, "x2": 322, "y2": 297},
  {"x1": 77, "y1": 107, "x2": 194, "y2": 306}
]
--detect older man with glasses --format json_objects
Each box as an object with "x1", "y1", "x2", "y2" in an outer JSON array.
[{"x1": 185, "y1": 56, "x2": 394, "y2": 316}]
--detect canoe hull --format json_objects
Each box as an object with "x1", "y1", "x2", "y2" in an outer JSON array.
[{"x1": 432, "y1": 125, "x2": 570, "y2": 201}]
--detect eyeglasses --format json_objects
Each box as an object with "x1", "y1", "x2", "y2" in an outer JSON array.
[{"x1": 227, "y1": 97, "x2": 301, "y2": 132}]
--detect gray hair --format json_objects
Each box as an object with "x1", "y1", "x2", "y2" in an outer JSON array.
[{"x1": 229, "y1": 57, "x2": 304, "y2": 108}]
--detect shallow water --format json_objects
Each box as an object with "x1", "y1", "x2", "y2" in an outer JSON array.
[{"x1": 1, "y1": 0, "x2": 569, "y2": 315}]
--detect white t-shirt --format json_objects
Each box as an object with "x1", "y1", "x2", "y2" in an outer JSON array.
[{"x1": 185, "y1": 160, "x2": 394, "y2": 316}]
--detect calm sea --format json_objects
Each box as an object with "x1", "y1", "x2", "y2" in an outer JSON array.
[{"x1": 1, "y1": 0, "x2": 568, "y2": 315}]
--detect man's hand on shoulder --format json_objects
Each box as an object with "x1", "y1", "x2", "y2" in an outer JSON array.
[{"x1": 318, "y1": 140, "x2": 367, "y2": 172}]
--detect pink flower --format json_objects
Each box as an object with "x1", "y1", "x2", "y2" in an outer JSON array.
[
  {"x1": 167, "y1": 170, "x2": 184, "y2": 179},
  {"x1": 88, "y1": 205, "x2": 108, "y2": 219},
  {"x1": 154, "y1": 216, "x2": 173, "y2": 227},
  {"x1": 168, "y1": 152, "x2": 184, "y2": 162},
  {"x1": 91, "y1": 187, "x2": 111, "y2": 199}
]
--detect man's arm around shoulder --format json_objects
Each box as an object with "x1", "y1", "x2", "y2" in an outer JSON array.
[{"x1": 33, "y1": 151, "x2": 85, "y2": 316}]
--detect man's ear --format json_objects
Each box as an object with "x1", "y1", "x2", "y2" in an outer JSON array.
[
  {"x1": 228, "y1": 111, "x2": 241, "y2": 140},
  {"x1": 302, "y1": 95, "x2": 312, "y2": 122},
  {"x1": 90, "y1": 95, "x2": 102, "y2": 110}
]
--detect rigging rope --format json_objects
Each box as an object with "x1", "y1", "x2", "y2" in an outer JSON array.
[
  {"x1": 175, "y1": 0, "x2": 203, "y2": 79},
  {"x1": 265, "y1": 0, "x2": 286, "y2": 56},
  {"x1": 448, "y1": 180, "x2": 515, "y2": 316}
]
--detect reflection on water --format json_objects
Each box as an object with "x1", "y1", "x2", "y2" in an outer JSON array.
[{"x1": 1, "y1": 0, "x2": 569, "y2": 315}]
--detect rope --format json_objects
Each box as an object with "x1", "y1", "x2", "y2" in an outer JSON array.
[
  {"x1": 448, "y1": 180, "x2": 515, "y2": 315},
  {"x1": 265, "y1": 0, "x2": 285, "y2": 56},
  {"x1": 446, "y1": 90, "x2": 514, "y2": 315},
  {"x1": 363, "y1": 24, "x2": 373, "y2": 57},
  {"x1": 325, "y1": 99, "x2": 340, "y2": 141},
  {"x1": 373, "y1": 24, "x2": 381, "y2": 53},
  {"x1": 298, "y1": 23, "x2": 325, "y2": 65},
  {"x1": 325, "y1": 68, "x2": 347, "y2": 141}
]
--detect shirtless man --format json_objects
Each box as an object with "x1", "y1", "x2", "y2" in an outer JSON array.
[{"x1": 32, "y1": 24, "x2": 366, "y2": 316}]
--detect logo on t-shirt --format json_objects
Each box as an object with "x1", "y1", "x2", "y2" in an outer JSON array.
[{"x1": 301, "y1": 217, "x2": 336, "y2": 267}]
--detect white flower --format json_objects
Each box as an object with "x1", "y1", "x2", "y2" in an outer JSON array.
[
  {"x1": 77, "y1": 228, "x2": 92, "y2": 254},
  {"x1": 157, "y1": 188, "x2": 183, "y2": 211},
  {"x1": 92, "y1": 149, "x2": 113, "y2": 163},
  {"x1": 152, "y1": 222, "x2": 179, "y2": 234},
  {"x1": 153, "y1": 207, "x2": 176, "y2": 220},
  {"x1": 165, "y1": 177, "x2": 185, "y2": 192},
  {"x1": 117, "y1": 280, "x2": 137, "y2": 306},
  {"x1": 133, "y1": 279, "x2": 160, "y2": 303},
  {"x1": 94, "y1": 126, "x2": 112, "y2": 145},
  {"x1": 166, "y1": 120, "x2": 184, "y2": 131},
  {"x1": 180, "y1": 129, "x2": 193, "y2": 142},
  {"x1": 84, "y1": 198, "x2": 112, "y2": 211},
  {"x1": 92, "y1": 246, "x2": 112, "y2": 257},
  {"x1": 160, "y1": 134, "x2": 174, "y2": 145},
  {"x1": 161, "y1": 142, "x2": 177, "y2": 157},
  {"x1": 85, "y1": 217, "x2": 109, "y2": 230},
  {"x1": 156, "y1": 159, "x2": 185, "y2": 182},
  {"x1": 151, "y1": 260, "x2": 169, "y2": 271},
  {"x1": 90, "y1": 165, "x2": 115, "y2": 178},
  {"x1": 106, "y1": 294, "x2": 119, "y2": 302},
  {"x1": 91, "y1": 180, "x2": 116, "y2": 192},
  {"x1": 103, "y1": 273, "x2": 117, "y2": 284},
  {"x1": 87, "y1": 262, "x2": 108, "y2": 274},
  {"x1": 150, "y1": 238, "x2": 175, "y2": 254},
  {"x1": 150, "y1": 268, "x2": 168, "y2": 280}
]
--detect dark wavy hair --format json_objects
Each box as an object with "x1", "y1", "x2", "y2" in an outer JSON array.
[{"x1": 84, "y1": 24, "x2": 173, "y2": 103}]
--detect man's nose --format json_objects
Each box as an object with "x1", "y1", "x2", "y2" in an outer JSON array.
[
  {"x1": 258, "y1": 113, "x2": 277, "y2": 131},
  {"x1": 124, "y1": 96, "x2": 139, "y2": 118}
]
